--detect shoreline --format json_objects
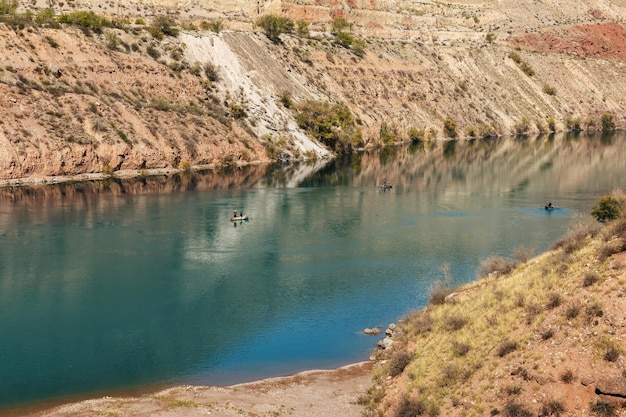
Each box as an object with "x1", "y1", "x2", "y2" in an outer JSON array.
[{"x1": 4, "y1": 361, "x2": 373, "y2": 417}]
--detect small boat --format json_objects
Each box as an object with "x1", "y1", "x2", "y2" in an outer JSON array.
[
  {"x1": 230, "y1": 215, "x2": 249, "y2": 221},
  {"x1": 379, "y1": 183, "x2": 393, "y2": 190}
]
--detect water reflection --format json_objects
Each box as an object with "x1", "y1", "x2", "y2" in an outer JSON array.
[{"x1": 0, "y1": 132, "x2": 625, "y2": 410}]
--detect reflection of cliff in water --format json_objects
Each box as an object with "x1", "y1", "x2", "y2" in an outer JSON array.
[
  {"x1": 0, "y1": 165, "x2": 268, "y2": 203},
  {"x1": 302, "y1": 132, "x2": 626, "y2": 194},
  {"x1": 1, "y1": 132, "x2": 624, "y2": 204}
]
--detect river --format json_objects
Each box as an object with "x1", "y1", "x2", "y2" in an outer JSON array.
[{"x1": 0, "y1": 132, "x2": 625, "y2": 411}]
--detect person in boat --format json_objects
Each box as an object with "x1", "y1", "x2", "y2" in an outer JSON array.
[
  {"x1": 233, "y1": 209, "x2": 238, "y2": 218},
  {"x1": 545, "y1": 201, "x2": 553, "y2": 209}
]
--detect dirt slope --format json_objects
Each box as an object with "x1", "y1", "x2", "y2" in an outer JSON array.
[{"x1": 2, "y1": 0, "x2": 626, "y2": 183}]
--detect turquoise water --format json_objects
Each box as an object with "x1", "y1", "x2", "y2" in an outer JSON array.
[{"x1": 1, "y1": 133, "x2": 625, "y2": 410}]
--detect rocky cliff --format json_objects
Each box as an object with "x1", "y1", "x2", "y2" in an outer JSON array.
[{"x1": 2, "y1": 0, "x2": 626, "y2": 183}]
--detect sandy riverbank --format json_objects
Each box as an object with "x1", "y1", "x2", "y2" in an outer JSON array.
[{"x1": 14, "y1": 361, "x2": 373, "y2": 417}]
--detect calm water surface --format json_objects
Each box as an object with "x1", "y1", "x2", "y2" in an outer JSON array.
[{"x1": 1, "y1": 133, "x2": 625, "y2": 410}]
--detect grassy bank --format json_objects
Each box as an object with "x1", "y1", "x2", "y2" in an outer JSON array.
[{"x1": 364, "y1": 193, "x2": 626, "y2": 417}]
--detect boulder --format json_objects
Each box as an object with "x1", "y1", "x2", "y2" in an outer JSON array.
[{"x1": 595, "y1": 375, "x2": 626, "y2": 397}]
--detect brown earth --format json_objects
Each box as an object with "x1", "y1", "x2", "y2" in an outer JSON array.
[
  {"x1": 13, "y1": 362, "x2": 373, "y2": 417},
  {"x1": 511, "y1": 22, "x2": 626, "y2": 60}
]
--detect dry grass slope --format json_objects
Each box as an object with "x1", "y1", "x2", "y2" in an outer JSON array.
[{"x1": 367, "y1": 199, "x2": 626, "y2": 417}]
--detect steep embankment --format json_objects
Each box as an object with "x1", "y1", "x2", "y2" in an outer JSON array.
[
  {"x1": 2, "y1": 0, "x2": 626, "y2": 183},
  {"x1": 365, "y1": 216, "x2": 626, "y2": 416}
]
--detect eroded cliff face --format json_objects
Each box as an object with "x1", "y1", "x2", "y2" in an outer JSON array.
[{"x1": 2, "y1": 0, "x2": 626, "y2": 182}]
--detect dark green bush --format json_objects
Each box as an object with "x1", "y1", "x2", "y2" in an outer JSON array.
[
  {"x1": 57, "y1": 10, "x2": 111, "y2": 31},
  {"x1": 256, "y1": 14, "x2": 293, "y2": 43},
  {"x1": 601, "y1": 113, "x2": 615, "y2": 131},
  {"x1": 591, "y1": 195, "x2": 623, "y2": 222},
  {"x1": 443, "y1": 117, "x2": 457, "y2": 138},
  {"x1": 148, "y1": 14, "x2": 179, "y2": 39},
  {"x1": 294, "y1": 100, "x2": 359, "y2": 153}
]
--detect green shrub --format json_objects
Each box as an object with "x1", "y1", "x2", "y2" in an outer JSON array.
[
  {"x1": 294, "y1": 100, "x2": 357, "y2": 153},
  {"x1": 566, "y1": 117, "x2": 582, "y2": 132},
  {"x1": 203, "y1": 62, "x2": 219, "y2": 81},
  {"x1": 601, "y1": 113, "x2": 615, "y2": 131},
  {"x1": 278, "y1": 90, "x2": 292, "y2": 108},
  {"x1": 332, "y1": 17, "x2": 351, "y2": 33},
  {"x1": 200, "y1": 19, "x2": 224, "y2": 33},
  {"x1": 519, "y1": 61, "x2": 534, "y2": 76},
  {"x1": 146, "y1": 44, "x2": 160, "y2": 59},
  {"x1": 0, "y1": 0, "x2": 17, "y2": 15},
  {"x1": 408, "y1": 127, "x2": 425, "y2": 142},
  {"x1": 508, "y1": 51, "x2": 522, "y2": 64},
  {"x1": 57, "y1": 10, "x2": 111, "y2": 31},
  {"x1": 34, "y1": 7, "x2": 58, "y2": 27},
  {"x1": 543, "y1": 84, "x2": 556, "y2": 95},
  {"x1": 485, "y1": 32, "x2": 496, "y2": 43},
  {"x1": 443, "y1": 117, "x2": 457, "y2": 138},
  {"x1": 296, "y1": 19, "x2": 309, "y2": 36},
  {"x1": 591, "y1": 195, "x2": 623, "y2": 222},
  {"x1": 148, "y1": 14, "x2": 179, "y2": 39},
  {"x1": 380, "y1": 122, "x2": 397, "y2": 144},
  {"x1": 256, "y1": 14, "x2": 293, "y2": 43},
  {"x1": 546, "y1": 116, "x2": 556, "y2": 131}
]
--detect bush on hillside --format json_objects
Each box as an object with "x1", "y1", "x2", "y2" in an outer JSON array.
[
  {"x1": 479, "y1": 255, "x2": 516, "y2": 277},
  {"x1": 387, "y1": 350, "x2": 412, "y2": 377},
  {"x1": 256, "y1": 14, "x2": 293, "y2": 43},
  {"x1": 57, "y1": 10, "x2": 111, "y2": 31},
  {"x1": 148, "y1": 14, "x2": 179, "y2": 39},
  {"x1": 294, "y1": 100, "x2": 361, "y2": 153},
  {"x1": 591, "y1": 194, "x2": 623, "y2": 222},
  {"x1": 601, "y1": 113, "x2": 615, "y2": 131}
]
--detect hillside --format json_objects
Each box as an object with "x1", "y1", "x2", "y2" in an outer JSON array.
[
  {"x1": 365, "y1": 212, "x2": 626, "y2": 416},
  {"x1": 2, "y1": 0, "x2": 626, "y2": 184}
]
